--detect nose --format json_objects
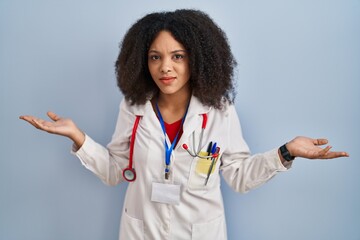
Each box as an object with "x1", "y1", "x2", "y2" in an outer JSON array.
[{"x1": 160, "y1": 58, "x2": 172, "y2": 73}]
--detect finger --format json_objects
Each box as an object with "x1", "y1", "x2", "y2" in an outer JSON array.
[
  {"x1": 20, "y1": 115, "x2": 41, "y2": 128},
  {"x1": 21, "y1": 115, "x2": 48, "y2": 125},
  {"x1": 319, "y1": 151, "x2": 350, "y2": 159},
  {"x1": 20, "y1": 115, "x2": 56, "y2": 133},
  {"x1": 309, "y1": 146, "x2": 331, "y2": 159},
  {"x1": 32, "y1": 118, "x2": 44, "y2": 130},
  {"x1": 47, "y1": 111, "x2": 60, "y2": 121},
  {"x1": 318, "y1": 145, "x2": 332, "y2": 156},
  {"x1": 19, "y1": 115, "x2": 35, "y2": 122},
  {"x1": 32, "y1": 118, "x2": 55, "y2": 133},
  {"x1": 313, "y1": 138, "x2": 328, "y2": 146}
]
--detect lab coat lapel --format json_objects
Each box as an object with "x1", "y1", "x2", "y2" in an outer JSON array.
[
  {"x1": 180, "y1": 96, "x2": 211, "y2": 147},
  {"x1": 132, "y1": 100, "x2": 164, "y2": 140}
]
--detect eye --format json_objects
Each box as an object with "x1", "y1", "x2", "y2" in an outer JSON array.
[
  {"x1": 173, "y1": 54, "x2": 185, "y2": 61},
  {"x1": 149, "y1": 55, "x2": 160, "y2": 60}
]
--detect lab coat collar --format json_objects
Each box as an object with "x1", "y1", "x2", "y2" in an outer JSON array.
[
  {"x1": 182, "y1": 96, "x2": 211, "y2": 144},
  {"x1": 130, "y1": 95, "x2": 211, "y2": 117},
  {"x1": 128, "y1": 95, "x2": 211, "y2": 150},
  {"x1": 130, "y1": 101, "x2": 152, "y2": 116},
  {"x1": 186, "y1": 95, "x2": 212, "y2": 117}
]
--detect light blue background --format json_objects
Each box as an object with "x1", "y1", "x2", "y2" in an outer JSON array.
[{"x1": 1, "y1": 0, "x2": 359, "y2": 239}]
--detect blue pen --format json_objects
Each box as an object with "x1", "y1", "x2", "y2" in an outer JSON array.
[
  {"x1": 211, "y1": 142, "x2": 217, "y2": 155},
  {"x1": 205, "y1": 142, "x2": 218, "y2": 185}
]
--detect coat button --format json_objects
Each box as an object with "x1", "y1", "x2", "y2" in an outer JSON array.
[{"x1": 163, "y1": 223, "x2": 170, "y2": 233}]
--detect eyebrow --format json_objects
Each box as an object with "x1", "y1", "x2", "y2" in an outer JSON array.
[{"x1": 148, "y1": 49, "x2": 187, "y2": 54}]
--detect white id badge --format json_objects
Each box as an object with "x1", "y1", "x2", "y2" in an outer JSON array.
[{"x1": 151, "y1": 182, "x2": 181, "y2": 205}]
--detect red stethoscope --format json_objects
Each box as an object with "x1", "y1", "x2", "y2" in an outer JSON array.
[
  {"x1": 123, "y1": 113, "x2": 216, "y2": 182},
  {"x1": 122, "y1": 115, "x2": 141, "y2": 182}
]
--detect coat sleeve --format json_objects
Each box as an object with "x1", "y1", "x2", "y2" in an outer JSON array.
[
  {"x1": 71, "y1": 99, "x2": 134, "y2": 186},
  {"x1": 220, "y1": 105, "x2": 292, "y2": 193}
]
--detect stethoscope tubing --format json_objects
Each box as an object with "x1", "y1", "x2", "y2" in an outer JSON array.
[
  {"x1": 182, "y1": 129, "x2": 218, "y2": 159},
  {"x1": 181, "y1": 113, "x2": 221, "y2": 159},
  {"x1": 123, "y1": 115, "x2": 141, "y2": 182}
]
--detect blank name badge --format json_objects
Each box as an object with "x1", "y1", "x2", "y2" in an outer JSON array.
[{"x1": 151, "y1": 182, "x2": 181, "y2": 205}]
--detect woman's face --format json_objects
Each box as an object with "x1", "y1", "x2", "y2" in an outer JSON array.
[{"x1": 148, "y1": 31, "x2": 190, "y2": 98}]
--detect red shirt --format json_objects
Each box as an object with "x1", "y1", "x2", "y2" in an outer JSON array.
[{"x1": 164, "y1": 118, "x2": 183, "y2": 145}]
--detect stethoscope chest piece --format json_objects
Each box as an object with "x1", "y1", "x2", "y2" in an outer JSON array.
[{"x1": 123, "y1": 168, "x2": 136, "y2": 182}]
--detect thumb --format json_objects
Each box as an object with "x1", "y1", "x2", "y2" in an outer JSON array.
[{"x1": 47, "y1": 111, "x2": 61, "y2": 121}]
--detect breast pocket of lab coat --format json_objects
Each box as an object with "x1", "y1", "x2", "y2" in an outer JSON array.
[{"x1": 187, "y1": 149, "x2": 220, "y2": 190}]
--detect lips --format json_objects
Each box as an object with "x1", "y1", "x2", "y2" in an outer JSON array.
[{"x1": 159, "y1": 76, "x2": 176, "y2": 84}]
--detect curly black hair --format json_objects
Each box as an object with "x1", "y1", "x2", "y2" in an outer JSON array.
[{"x1": 115, "y1": 9, "x2": 237, "y2": 109}]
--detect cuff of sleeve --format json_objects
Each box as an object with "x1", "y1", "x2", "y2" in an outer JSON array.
[
  {"x1": 71, "y1": 134, "x2": 89, "y2": 155},
  {"x1": 70, "y1": 134, "x2": 99, "y2": 168},
  {"x1": 272, "y1": 148, "x2": 293, "y2": 170}
]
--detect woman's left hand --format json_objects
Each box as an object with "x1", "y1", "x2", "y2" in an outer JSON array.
[{"x1": 285, "y1": 136, "x2": 349, "y2": 160}]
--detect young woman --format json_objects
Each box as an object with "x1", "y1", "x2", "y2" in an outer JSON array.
[{"x1": 20, "y1": 9, "x2": 348, "y2": 240}]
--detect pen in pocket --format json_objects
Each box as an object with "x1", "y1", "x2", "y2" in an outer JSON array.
[
  {"x1": 205, "y1": 146, "x2": 220, "y2": 186},
  {"x1": 206, "y1": 141, "x2": 213, "y2": 156}
]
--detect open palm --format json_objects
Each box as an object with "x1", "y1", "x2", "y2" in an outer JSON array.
[
  {"x1": 20, "y1": 111, "x2": 85, "y2": 148},
  {"x1": 286, "y1": 136, "x2": 349, "y2": 159}
]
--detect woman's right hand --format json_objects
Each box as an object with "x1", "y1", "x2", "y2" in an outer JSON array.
[{"x1": 19, "y1": 111, "x2": 85, "y2": 149}]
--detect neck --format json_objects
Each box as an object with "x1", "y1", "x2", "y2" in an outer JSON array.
[
  {"x1": 157, "y1": 87, "x2": 191, "y2": 111},
  {"x1": 154, "y1": 89, "x2": 191, "y2": 124}
]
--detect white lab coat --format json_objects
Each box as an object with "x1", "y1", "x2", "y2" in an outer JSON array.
[{"x1": 72, "y1": 96, "x2": 291, "y2": 240}]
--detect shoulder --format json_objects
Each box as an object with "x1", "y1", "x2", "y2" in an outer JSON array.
[
  {"x1": 189, "y1": 95, "x2": 238, "y2": 119},
  {"x1": 119, "y1": 98, "x2": 150, "y2": 117}
]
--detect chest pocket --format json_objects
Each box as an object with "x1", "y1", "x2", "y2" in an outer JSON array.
[
  {"x1": 187, "y1": 149, "x2": 221, "y2": 190},
  {"x1": 183, "y1": 114, "x2": 223, "y2": 190}
]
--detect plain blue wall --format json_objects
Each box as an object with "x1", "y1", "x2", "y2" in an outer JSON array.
[{"x1": 1, "y1": 0, "x2": 359, "y2": 239}]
